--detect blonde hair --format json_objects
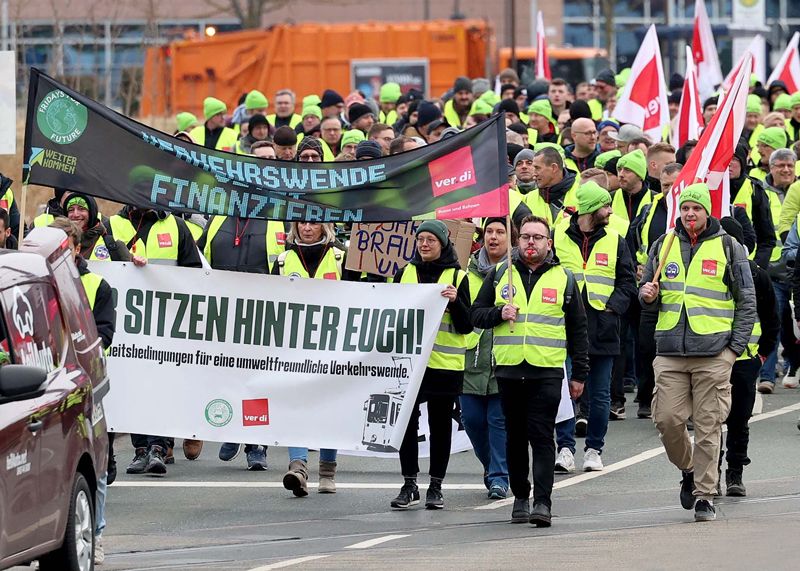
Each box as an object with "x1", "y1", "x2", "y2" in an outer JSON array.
[{"x1": 286, "y1": 221, "x2": 336, "y2": 245}]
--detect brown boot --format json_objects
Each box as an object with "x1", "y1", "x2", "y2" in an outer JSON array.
[
  {"x1": 182, "y1": 439, "x2": 203, "y2": 460},
  {"x1": 282, "y1": 460, "x2": 308, "y2": 497},
  {"x1": 318, "y1": 461, "x2": 337, "y2": 493}
]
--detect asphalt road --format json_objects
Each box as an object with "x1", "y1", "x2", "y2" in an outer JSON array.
[{"x1": 17, "y1": 388, "x2": 800, "y2": 570}]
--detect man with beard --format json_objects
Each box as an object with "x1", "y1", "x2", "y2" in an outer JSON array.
[
  {"x1": 471, "y1": 215, "x2": 589, "y2": 527},
  {"x1": 552, "y1": 182, "x2": 636, "y2": 472},
  {"x1": 565, "y1": 118, "x2": 601, "y2": 172},
  {"x1": 521, "y1": 146, "x2": 580, "y2": 226},
  {"x1": 443, "y1": 76, "x2": 474, "y2": 129}
]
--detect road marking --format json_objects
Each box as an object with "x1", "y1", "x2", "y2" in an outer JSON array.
[
  {"x1": 112, "y1": 481, "x2": 486, "y2": 489},
  {"x1": 247, "y1": 555, "x2": 330, "y2": 570},
  {"x1": 476, "y1": 400, "x2": 800, "y2": 510},
  {"x1": 344, "y1": 534, "x2": 410, "y2": 549}
]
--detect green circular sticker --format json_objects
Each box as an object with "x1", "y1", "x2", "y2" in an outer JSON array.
[
  {"x1": 205, "y1": 399, "x2": 233, "y2": 427},
  {"x1": 36, "y1": 90, "x2": 88, "y2": 145}
]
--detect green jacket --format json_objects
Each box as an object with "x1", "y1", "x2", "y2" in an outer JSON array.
[{"x1": 463, "y1": 251, "x2": 498, "y2": 395}]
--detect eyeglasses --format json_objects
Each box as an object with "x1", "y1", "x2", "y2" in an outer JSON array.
[
  {"x1": 519, "y1": 234, "x2": 549, "y2": 243},
  {"x1": 416, "y1": 237, "x2": 439, "y2": 245},
  {"x1": 299, "y1": 153, "x2": 322, "y2": 162},
  {"x1": 574, "y1": 131, "x2": 598, "y2": 137},
  {"x1": 772, "y1": 162, "x2": 794, "y2": 170}
]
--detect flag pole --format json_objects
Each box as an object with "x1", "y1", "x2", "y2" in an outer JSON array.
[
  {"x1": 506, "y1": 213, "x2": 514, "y2": 332},
  {"x1": 650, "y1": 231, "x2": 676, "y2": 285},
  {"x1": 17, "y1": 185, "x2": 27, "y2": 244}
]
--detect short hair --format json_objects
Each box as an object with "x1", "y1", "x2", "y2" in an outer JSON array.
[
  {"x1": 762, "y1": 111, "x2": 786, "y2": 127},
  {"x1": 0, "y1": 208, "x2": 8, "y2": 231},
  {"x1": 661, "y1": 162, "x2": 683, "y2": 177},
  {"x1": 389, "y1": 136, "x2": 413, "y2": 155},
  {"x1": 49, "y1": 217, "x2": 81, "y2": 245},
  {"x1": 647, "y1": 142, "x2": 676, "y2": 160},
  {"x1": 506, "y1": 130, "x2": 524, "y2": 145},
  {"x1": 275, "y1": 89, "x2": 296, "y2": 103},
  {"x1": 250, "y1": 140, "x2": 274, "y2": 151},
  {"x1": 533, "y1": 147, "x2": 564, "y2": 170},
  {"x1": 580, "y1": 168, "x2": 609, "y2": 188},
  {"x1": 367, "y1": 123, "x2": 392, "y2": 139},
  {"x1": 576, "y1": 81, "x2": 590, "y2": 91},
  {"x1": 320, "y1": 116, "x2": 342, "y2": 128},
  {"x1": 627, "y1": 136, "x2": 653, "y2": 150},
  {"x1": 770, "y1": 148, "x2": 798, "y2": 166},
  {"x1": 549, "y1": 78, "x2": 568, "y2": 88},
  {"x1": 519, "y1": 215, "x2": 551, "y2": 235}
]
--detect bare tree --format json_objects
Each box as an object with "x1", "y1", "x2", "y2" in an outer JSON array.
[{"x1": 202, "y1": 0, "x2": 291, "y2": 29}]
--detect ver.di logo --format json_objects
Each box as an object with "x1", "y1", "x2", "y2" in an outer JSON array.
[
  {"x1": 205, "y1": 399, "x2": 233, "y2": 427},
  {"x1": 36, "y1": 90, "x2": 88, "y2": 145}
]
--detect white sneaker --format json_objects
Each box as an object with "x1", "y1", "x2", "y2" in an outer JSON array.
[
  {"x1": 782, "y1": 370, "x2": 799, "y2": 389},
  {"x1": 94, "y1": 535, "x2": 105, "y2": 565},
  {"x1": 583, "y1": 448, "x2": 604, "y2": 471},
  {"x1": 554, "y1": 448, "x2": 576, "y2": 473}
]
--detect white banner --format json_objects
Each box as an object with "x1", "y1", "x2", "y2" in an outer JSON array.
[
  {"x1": 0, "y1": 52, "x2": 15, "y2": 155},
  {"x1": 91, "y1": 263, "x2": 447, "y2": 452}
]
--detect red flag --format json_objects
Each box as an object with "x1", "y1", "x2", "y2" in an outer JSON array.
[
  {"x1": 766, "y1": 32, "x2": 800, "y2": 93},
  {"x1": 536, "y1": 11, "x2": 551, "y2": 81},
  {"x1": 672, "y1": 46, "x2": 704, "y2": 149},
  {"x1": 613, "y1": 25, "x2": 669, "y2": 144},
  {"x1": 692, "y1": 0, "x2": 723, "y2": 100},
  {"x1": 723, "y1": 35, "x2": 762, "y2": 92},
  {"x1": 666, "y1": 54, "x2": 752, "y2": 230}
]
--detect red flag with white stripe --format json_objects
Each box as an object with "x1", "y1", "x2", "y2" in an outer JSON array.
[
  {"x1": 766, "y1": 32, "x2": 800, "y2": 93},
  {"x1": 665, "y1": 54, "x2": 752, "y2": 231},
  {"x1": 692, "y1": 0, "x2": 724, "y2": 100},
  {"x1": 536, "y1": 11, "x2": 551, "y2": 80},
  {"x1": 723, "y1": 35, "x2": 762, "y2": 92},
  {"x1": 672, "y1": 46, "x2": 704, "y2": 149},
  {"x1": 612, "y1": 25, "x2": 669, "y2": 144}
]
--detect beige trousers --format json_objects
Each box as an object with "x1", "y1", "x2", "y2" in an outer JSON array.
[{"x1": 652, "y1": 350, "x2": 734, "y2": 499}]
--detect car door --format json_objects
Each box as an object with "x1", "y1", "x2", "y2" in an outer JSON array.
[{"x1": 0, "y1": 287, "x2": 42, "y2": 560}]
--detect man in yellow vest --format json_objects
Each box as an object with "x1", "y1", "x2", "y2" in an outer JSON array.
[
  {"x1": 267, "y1": 89, "x2": 302, "y2": 130},
  {"x1": 0, "y1": 172, "x2": 20, "y2": 238},
  {"x1": 378, "y1": 82, "x2": 402, "y2": 127},
  {"x1": 750, "y1": 127, "x2": 787, "y2": 180},
  {"x1": 189, "y1": 97, "x2": 238, "y2": 152},
  {"x1": 63, "y1": 192, "x2": 131, "y2": 262},
  {"x1": 391, "y1": 220, "x2": 473, "y2": 510},
  {"x1": 443, "y1": 76, "x2": 473, "y2": 129},
  {"x1": 640, "y1": 183, "x2": 756, "y2": 522},
  {"x1": 525, "y1": 146, "x2": 580, "y2": 226},
  {"x1": 553, "y1": 183, "x2": 636, "y2": 473},
  {"x1": 612, "y1": 150, "x2": 653, "y2": 231},
  {"x1": 471, "y1": 214, "x2": 589, "y2": 527}
]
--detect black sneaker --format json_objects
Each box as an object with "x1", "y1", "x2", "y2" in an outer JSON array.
[
  {"x1": 609, "y1": 402, "x2": 626, "y2": 420},
  {"x1": 390, "y1": 481, "x2": 420, "y2": 509},
  {"x1": 623, "y1": 381, "x2": 636, "y2": 394},
  {"x1": 575, "y1": 416, "x2": 588, "y2": 437},
  {"x1": 686, "y1": 417, "x2": 694, "y2": 431},
  {"x1": 680, "y1": 470, "x2": 696, "y2": 510},
  {"x1": 107, "y1": 456, "x2": 117, "y2": 485},
  {"x1": 425, "y1": 481, "x2": 444, "y2": 510},
  {"x1": 694, "y1": 499, "x2": 716, "y2": 522},
  {"x1": 126, "y1": 447, "x2": 148, "y2": 474},
  {"x1": 529, "y1": 503, "x2": 552, "y2": 527},
  {"x1": 725, "y1": 469, "x2": 746, "y2": 497},
  {"x1": 511, "y1": 497, "x2": 530, "y2": 523},
  {"x1": 637, "y1": 405, "x2": 652, "y2": 419},
  {"x1": 145, "y1": 445, "x2": 167, "y2": 475}
]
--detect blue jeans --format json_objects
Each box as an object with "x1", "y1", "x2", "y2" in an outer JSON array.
[
  {"x1": 95, "y1": 471, "x2": 108, "y2": 537},
  {"x1": 459, "y1": 394, "x2": 509, "y2": 488},
  {"x1": 760, "y1": 280, "x2": 790, "y2": 382},
  {"x1": 288, "y1": 447, "x2": 337, "y2": 462},
  {"x1": 584, "y1": 355, "x2": 614, "y2": 453}
]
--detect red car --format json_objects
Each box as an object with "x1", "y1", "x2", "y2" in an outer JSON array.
[{"x1": 0, "y1": 227, "x2": 109, "y2": 571}]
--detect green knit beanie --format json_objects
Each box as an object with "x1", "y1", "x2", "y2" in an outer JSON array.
[
  {"x1": 577, "y1": 181, "x2": 612, "y2": 215},
  {"x1": 203, "y1": 97, "x2": 227, "y2": 120},
  {"x1": 469, "y1": 99, "x2": 494, "y2": 116},
  {"x1": 746, "y1": 94, "x2": 762, "y2": 114},
  {"x1": 341, "y1": 129, "x2": 366, "y2": 147},
  {"x1": 774, "y1": 93, "x2": 793, "y2": 112},
  {"x1": 792, "y1": 92, "x2": 800, "y2": 108},
  {"x1": 65, "y1": 195, "x2": 89, "y2": 211},
  {"x1": 379, "y1": 82, "x2": 402, "y2": 103},
  {"x1": 416, "y1": 220, "x2": 450, "y2": 247},
  {"x1": 617, "y1": 149, "x2": 647, "y2": 180},
  {"x1": 679, "y1": 182, "x2": 712, "y2": 215},
  {"x1": 245, "y1": 90, "x2": 269, "y2": 111},
  {"x1": 302, "y1": 105, "x2": 322, "y2": 120},
  {"x1": 757, "y1": 126, "x2": 788, "y2": 150},
  {"x1": 303, "y1": 94, "x2": 322, "y2": 108},
  {"x1": 595, "y1": 149, "x2": 622, "y2": 170},
  {"x1": 527, "y1": 99, "x2": 557, "y2": 128},
  {"x1": 479, "y1": 89, "x2": 501, "y2": 106},
  {"x1": 616, "y1": 68, "x2": 632, "y2": 89},
  {"x1": 175, "y1": 111, "x2": 198, "y2": 132}
]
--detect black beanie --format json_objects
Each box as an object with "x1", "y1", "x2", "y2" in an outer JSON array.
[
  {"x1": 248, "y1": 113, "x2": 269, "y2": 129},
  {"x1": 453, "y1": 76, "x2": 473, "y2": 93},
  {"x1": 348, "y1": 103, "x2": 373, "y2": 124},
  {"x1": 603, "y1": 156, "x2": 620, "y2": 175},
  {"x1": 320, "y1": 89, "x2": 344, "y2": 108},
  {"x1": 498, "y1": 99, "x2": 520, "y2": 117},
  {"x1": 506, "y1": 143, "x2": 524, "y2": 165},
  {"x1": 569, "y1": 100, "x2": 592, "y2": 121}
]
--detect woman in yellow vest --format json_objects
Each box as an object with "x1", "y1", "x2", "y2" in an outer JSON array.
[
  {"x1": 63, "y1": 192, "x2": 131, "y2": 262},
  {"x1": 272, "y1": 221, "x2": 350, "y2": 496},
  {"x1": 390, "y1": 220, "x2": 472, "y2": 510}
]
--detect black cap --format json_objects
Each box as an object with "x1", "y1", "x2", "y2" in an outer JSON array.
[
  {"x1": 595, "y1": 69, "x2": 616, "y2": 85},
  {"x1": 248, "y1": 113, "x2": 269, "y2": 129},
  {"x1": 348, "y1": 103, "x2": 374, "y2": 124},
  {"x1": 355, "y1": 140, "x2": 383, "y2": 159}
]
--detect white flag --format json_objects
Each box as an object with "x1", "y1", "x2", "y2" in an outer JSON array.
[
  {"x1": 692, "y1": 0, "x2": 723, "y2": 100},
  {"x1": 766, "y1": 32, "x2": 800, "y2": 93}
]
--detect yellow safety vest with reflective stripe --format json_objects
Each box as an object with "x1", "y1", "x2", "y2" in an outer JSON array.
[
  {"x1": 655, "y1": 233, "x2": 734, "y2": 335},
  {"x1": 465, "y1": 270, "x2": 485, "y2": 351},
  {"x1": 492, "y1": 263, "x2": 569, "y2": 367},
  {"x1": 443, "y1": 99, "x2": 463, "y2": 129},
  {"x1": 33, "y1": 212, "x2": 56, "y2": 228},
  {"x1": 107, "y1": 214, "x2": 180, "y2": 264},
  {"x1": 637, "y1": 193, "x2": 665, "y2": 265},
  {"x1": 204, "y1": 215, "x2": 285, "y2": 270},
  {"x1": 732, "y1": 178, "x2": 782, "y2": 262},
  {"x1": 277, "y1": 246, "x2": 343, "y2": 279},
  {"x1": 612, "y1": 188, "x2": 652, "y2": 225},
  {"x1": 319, "y1": 139, "x2": 336, "y2": 162},
  {"x1": 737, "y1": 320, "x2": 761, "y2": 361},
  {"x1": 748, "y1": 166, "x2": 767, "y2": 181},
  {"x1": 80, "y1": 272, "x2": 103, "y2": 310},
  {"x1": 188, "y1": 126, "x2": 239, "y2": 152},
  {"x1": 0, "y1": 188, "x2": 13, "y2": 211},
  {"x1": 379, "y1": 110, "x2": 398, "y2": 126},
  {"x1": 520, "y1": 190, "x2": 554, "y2": 226},
  {"x1": 588, "y1": 99, "x2": 603, "y2": 121},
  {"x1": 267, "y1": 114, "x2": 302, "y2": 130},
  {"x1": 555, "y1": 226, "x2": 618, "y2": 311},
  {"x1": 400, "y1": 265, "x2": 468, "y2": 370},
  {"x1": 185, "y1": 219, "x2": 204, "y2": 241}
]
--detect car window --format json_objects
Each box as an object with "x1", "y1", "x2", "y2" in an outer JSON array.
[{"x1": 1, "y1": 282, "x2": 68, "y2": 372}]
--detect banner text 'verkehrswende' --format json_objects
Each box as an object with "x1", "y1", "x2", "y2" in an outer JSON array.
[{"x1": 119, "y1": 288, "x2": 425, "y2": 354}]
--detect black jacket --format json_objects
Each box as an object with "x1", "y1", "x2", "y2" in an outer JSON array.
[
  {"x1": 612, "y1": 180, "x2": 653, "y2": 257},
  {"x1": 77, "y1": 257, "x2": 115, "y2": 349},
  {"x1": 199, "y1": 218, "x2": 284, "y2": 274},
  {"x1": 750, "y1": 260, "x2": 779, "y2": 359},
  {"x1": 67, "y1": 192, "x2": 130, "y2": 261},
  {"x1": 729, "y1": 171, "x2": 776, "y2": 270},
  {"x1": 470, "y1": 251, "x2": 590, "y2": 383},
  {"x1": 564, "y1": 144, "x2": 600, "y2": 171},
  {"x1": 105, "y1": 207, "x2": 202, "y2": 268},
  {"x1": 557, "y1": 215, "x2": 637, "y2": 355},
  {"x1": 537, "y1": 169, "x2": 578, "y2": 219}
]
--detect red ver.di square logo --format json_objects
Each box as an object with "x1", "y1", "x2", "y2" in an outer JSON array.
[
  {"x1": 242, "y1": 399, "x2": 269, "y2": 426},
  {"x1": 428, "y1": 147, "x2": 476, "y2": 197}
]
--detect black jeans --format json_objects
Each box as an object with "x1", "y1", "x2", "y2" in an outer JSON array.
[
  {"x1": 636, "y1": 308, "x2": 657, "y2": 407},
  {"x1": 130, "y1": 434, "x2": 170, "y2": 451},
  {"x1": 611, "y1": 307, "x2": 637, "y2": 405},
  {"x1": 498, "y1": 376, "x2": 562, "y2": 508},
  {"x1": 399, "y1": 395, "x2": 456, "y2": 479},
  {"x1": 723, "y1": 357, "x2": 759, "y2": 471}
]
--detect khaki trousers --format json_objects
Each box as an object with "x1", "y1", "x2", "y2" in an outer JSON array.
[{"x1": 652, "y1": 350, "x2": 734, "y2": 499}]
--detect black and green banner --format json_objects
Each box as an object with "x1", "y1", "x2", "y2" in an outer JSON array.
[{"x1": 24, "y1": 68, "x2": 509, "y2": 222}]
